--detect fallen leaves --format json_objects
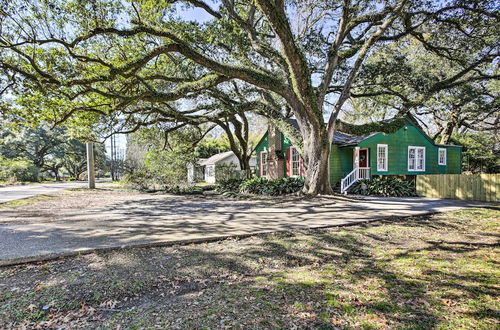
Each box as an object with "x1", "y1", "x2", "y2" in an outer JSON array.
[
  {"x1": 17, "y1": 303, "x2": 97, "y2": 329},
  {"x1": 99, "y1": 300, "x2": 119, "y2": 309}
]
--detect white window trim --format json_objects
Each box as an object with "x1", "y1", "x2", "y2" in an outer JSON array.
[
  {"x1": 260, "y1": 151, "x2": 268, "y2": 177},
  {"x1": 377, "y1": 144, "x2": 388, "y2": 172},
  {"x1": 289, "y1": 147, "x2": 301, "y2": 177},
  {"x1": 438, "y1": 148, "x2": 447, "y2": 165},
  {"x1": 408, "y1": 146, "x2": 426, "y2": 172}
]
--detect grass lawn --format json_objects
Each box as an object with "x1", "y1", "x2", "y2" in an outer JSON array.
[{"x1": 0, "y1": 207, "x2": 498, "y2": 329}]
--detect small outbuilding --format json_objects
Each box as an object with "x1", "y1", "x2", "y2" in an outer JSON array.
[
  {"x1": 187, "y1": 158, "x2": 207, "y2": 183},
  {"x1": 191, "y1": 151, "x2": 256, "y2": 183}
]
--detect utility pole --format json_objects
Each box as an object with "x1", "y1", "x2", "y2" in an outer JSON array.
[
  {"x1": 86, "y1": 142, "x2": 96, "y2": 189},
  {"x1": 114, "y1": 135, "x2": 119, "y2": 180},
  {"x1": 110, "y1": 134, "x2": 116, "y2": 181},
  {"x1": 110, "y1": 135, "x2": 114, "y2": 181}
]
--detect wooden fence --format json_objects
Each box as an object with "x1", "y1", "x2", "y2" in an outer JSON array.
[{"x1": 416, "y1": 174, "x2": 499, "y2": 202}]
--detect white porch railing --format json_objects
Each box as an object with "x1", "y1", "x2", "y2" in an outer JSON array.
[{"x1": 340, "y1": 167, "x2": 370, "y2": 194}]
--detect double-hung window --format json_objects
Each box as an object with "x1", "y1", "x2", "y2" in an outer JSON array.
[
  {"x1": 438, "y1": 148, "x2": 447, "y2": 165},
  {"x1": 291, "y1": 147, "x2": 300, "y2": 177},
  {"x1": 260, "y1": 151, "x2": 268, "y2": 176},
  {"x1": 408, "y1": 146, "x2": 425, "y2": 171},
  {"x1": 377, "y1": 144, "x2": 388, "y2": 171}
]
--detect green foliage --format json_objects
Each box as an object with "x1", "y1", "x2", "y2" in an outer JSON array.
[
  {"x1": 212, "y1": 163, "x2": 249, "y2": 193},
  {"x1": 122, "y1": 169, "x2": 153, "y2": 191},
  {"x1": 0, "y1": 156, "x2": 39, "y2": 182},
  {"x1": 0, "y1": 125, "x2": 106, "y2": 180},
  {"x1": 240, "y1": 177, "x2": 304, "y2": 196},
  {"x1": 123, "y1": 170, "x2": 206, "y2": 194},
  {"x1": 123, "y1": 148, "x2": 193, "y2": 190},
  {"x1": 216, "y1": 178, "x2": 245, "y2": 193},
  {"x1": 351, "y1": 177, "x2": 417, "y2": 197},
  {"x1": 123, "y1": 126, "x2": 226, "y2": 190},
  {"x1": 195, "y1": 136, "x2": 231, "y2": 159},
  {"x1": 143, "y1": 149, "x2": 191, "y2": 186},
  {"x1": 353, "y1": 35, "x2": 498, "y2": 139},
  {"x1": 337, "y1": 117, "x2": 407, "y2": 136},
  {"x1": 453, "y1": 133, "x2": 500, "y2": 173},
  {"x1": 163, "y1": 185, "x2": 204, "y2": 195},
  {"x1": 216, "y1": 176, "x2": 304, "y2": 196},
  {"x1": 215, "y1": 163, "x2": 247, "y2": 182},
  {"x1": 1, "y1": 0, "x2": 496, "y2": 195},
  {"x1": 0, "y1": 126, "x2": 65, "y2": 168}
]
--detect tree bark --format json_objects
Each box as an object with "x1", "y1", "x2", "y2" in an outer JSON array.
[
  {"x1": 301, "y1": 127, "x2": 333, "y2": 195},
  {"x1": 239, "y1": 153, "x2": 253, "y2": 179},
  {"x1": 439, "y1": 121, "x2": 455, "y2": 145}
]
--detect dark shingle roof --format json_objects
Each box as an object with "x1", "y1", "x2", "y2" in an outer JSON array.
[
  {"x1": 332, "y1": 131, "x2": 378, "y2": 146},
  {"x1": 287, "y1": 118, "x2": 377, "y2": 146}
]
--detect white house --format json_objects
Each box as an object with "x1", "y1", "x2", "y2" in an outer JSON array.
[
  {"x1": 196, "y1": 151, "x2": 256, "y2": 183},
  {"x1": 187, "y1": 158, "x2": 207, "y2": 183}
]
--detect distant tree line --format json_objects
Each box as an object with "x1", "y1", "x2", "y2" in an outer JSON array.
[{"x1": 0, "y1": 125, "x2": 107, "y2": 182}]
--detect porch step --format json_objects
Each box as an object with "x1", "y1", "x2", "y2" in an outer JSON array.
[{"x1": 340, "y1": 167, "x2": 371, "y2": 194}]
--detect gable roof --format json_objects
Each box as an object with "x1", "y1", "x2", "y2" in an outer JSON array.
[
  {"x1": 199, "y1": 151, "x2": 234, "y2": 165},
  {"x1": 332, "y1": 131, "x2": 379, "y2": 146}
]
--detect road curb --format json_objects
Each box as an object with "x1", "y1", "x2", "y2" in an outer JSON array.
[{"x1": 0, "y1": 212, "x2": 441, "y2": 267}]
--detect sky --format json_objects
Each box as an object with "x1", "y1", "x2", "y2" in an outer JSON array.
[
  {"x1": 174, "y1": 2, "x2": 216, "y2": 23},
  {"x1": 110, "y1": 2, "x2": 218, "y2": 155}
]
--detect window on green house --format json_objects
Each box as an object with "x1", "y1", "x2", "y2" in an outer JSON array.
[
  {"x1": 260, "y1": 151, "x2": 268, "y2": 177},
  {"x1": 438, "y1": 148, "x2": 447, "y2": 165},
  {"x1": 377, "y1": 144, "x2": 388, "y2": 171},
  {"x1": 291, "y1": 147, "x2": 300, "y2": 176},
  {"x1": 408, "y1": 146, "x2": 425, "y2": 171}
]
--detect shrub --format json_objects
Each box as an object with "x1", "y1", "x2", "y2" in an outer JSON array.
[
  {"x1": 0, "y1": 156, "x2": 39, "y2": 182},
  {"x1": 123, "y1": 171, "x2": 207, "y2": 195},
  {"x1": 216, "y1": 178, "x2": 245, "y2": 193},
  {"x1": 351, "y1": 176, "x2": 417, "y2": 197},
  {"x1": 240, "y1": 177, "x2": 304, "y2": 196},
  {"x1": 215, "y1": 163, "x2": 248, "y2": 182},
  {"x1": 122, "y1": 169, "x2": 153, "y2": 191},
  {"x1": 199, "y1": 184, "x2": 216, "y2": 191},
  {"x1": 164, "y1": 185, "x2": 204, "y2": 195}
]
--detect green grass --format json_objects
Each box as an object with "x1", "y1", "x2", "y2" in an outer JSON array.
[
  {"x1": 0, "y1": 194, "x2": 55, "y2": 208},
  {"x1": 0, "y1": 207, "x2": 498, "y2": 328}
]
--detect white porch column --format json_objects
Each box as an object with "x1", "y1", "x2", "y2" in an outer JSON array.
[{"x1": 354, "y1": 147, "x2": 360, "y2": 168}]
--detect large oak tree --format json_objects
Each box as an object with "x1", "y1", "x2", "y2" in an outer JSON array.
[{"x1": 1, "y1": 0, "x2": 497, "y2": 194}]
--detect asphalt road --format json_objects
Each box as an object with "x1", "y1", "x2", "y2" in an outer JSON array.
[
  {"x1": 0, "y1": 192, "x2": 491, "y2": 265},
  {"x1": 0, "y1": 181, "x2": 88, "y2": 203}
]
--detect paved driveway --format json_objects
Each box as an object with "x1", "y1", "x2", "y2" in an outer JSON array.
[
  {"x1": 0, "y1": 182, "x2": 87, "y2": 203},
  {"x1": 0, "y1": 190, "x2": 490, "y2": 265}
]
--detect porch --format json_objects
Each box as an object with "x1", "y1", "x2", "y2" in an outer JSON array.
[{"x1": 340, "y1": 146, "x2": 372, "y2": 194}]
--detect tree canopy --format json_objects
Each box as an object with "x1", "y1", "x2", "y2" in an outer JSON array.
[{"x1": 0, "y1": 0, "x2": 498, "y2": 193}]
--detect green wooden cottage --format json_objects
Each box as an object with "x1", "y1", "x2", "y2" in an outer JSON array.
[{"x1": 255, "y1": 115, "x2": 462, "y2": 193}]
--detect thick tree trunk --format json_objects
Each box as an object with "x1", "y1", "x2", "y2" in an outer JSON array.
[
  {"x1": 301, "y1": 129, "x2": 333, "y2": 195},
  {"x1": 53, "y1": 168, "x2": 60, "y2": 181},
  {"x1": 233, "y1": 151, "x2": 253, "y2": 179},
  {"x1": 439, "y1": 121, "x2": 455, "y2": 145},
  {"x1": 241, "y1": 155, "x2": 253, "y2": 179}
]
